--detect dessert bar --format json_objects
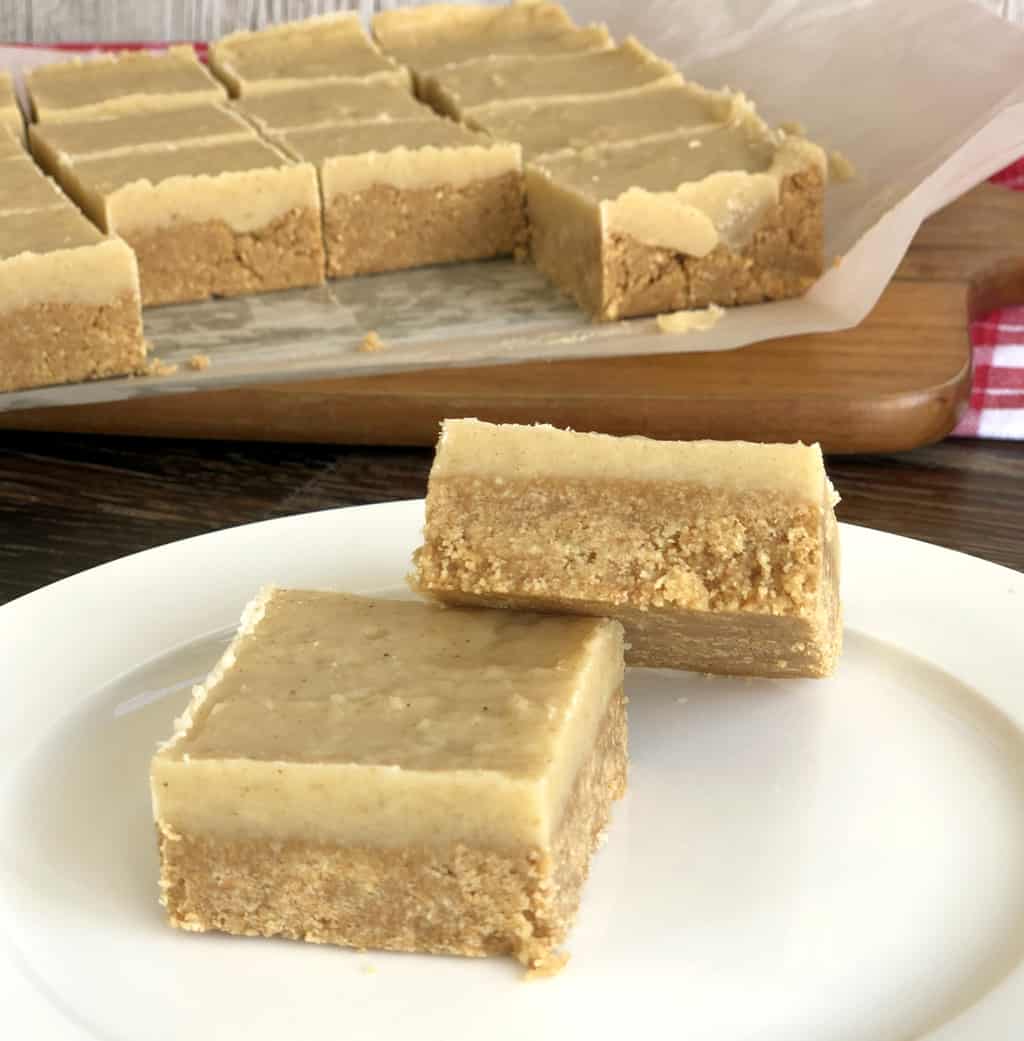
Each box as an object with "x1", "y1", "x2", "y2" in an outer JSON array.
[
  {"x1": 414, "y1": 419, "x2": 842, "y2": 678},
  {"x1": 151, "y1": 588, "x2": 626, "y2": 968},
  {"x1": 373, "y1": 2, "x2": 610, "y2": 74},
  {"x1": 466, "y1": 80, "x2": 735, "y2": 159},
  {"x1": 0, "y1": 155, "x2": 67, "y2": 213},
  {"x1": 0, "y1": 127, "x2": 23, "y2": 159},
  {"x1": 56, "y1": 138, "x2": 324, "y2": 305},
  {"x1": 419, "y1": 38, "x2": 678, "y2": 118},
  {"x1": 26, "y1": 46, "x2": 225, "y2": 122},
  {"x1": 0, "y1": 71, "x2": 22, "y2": 141},
  {"x1": 0, "y1": 204, "x2": 145, "y2": 391},
  {"x1": 29, "y1": 102, "x2": 256, "y2": 169},
  {"x1": 210, "y1": 14, "x2": 408, "y2": 97},
  {"x1": 277, "y1": 119, "x2": 524, "y2": 278},
  {"x1": 235, "y1": 80, "x2": 429, "y2": 134},
  {"x1": 526, "y1": 121, "x2": 826, "y2": 319}
]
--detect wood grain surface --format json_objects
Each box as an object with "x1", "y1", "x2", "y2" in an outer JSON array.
[
  {"x1": 3, "y1": 183, "x2": 1022, "y2": 454},
  {"x1": 0, "y1": 432, "x2": 1020, "y2": 606}
]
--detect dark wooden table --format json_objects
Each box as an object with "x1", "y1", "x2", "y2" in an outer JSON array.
[{"x1": 0, "y1": 431, "x2": 1021, "y2": 606}]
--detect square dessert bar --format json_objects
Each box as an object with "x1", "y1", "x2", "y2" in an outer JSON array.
[
  {"x1": 415, "y1": 420, "x2": 842, "y2": 679},
  {"x1": 467, "y1": 81, "x2": 736, "y2": 159},
  {"x1": 151, "y1": 589, "x2": 626, "y2": 968},
  {"x1": 420, "y1": 38, "x2": 679, "y2": 119},
  {"x1": 235, "y1": 80, "x2": 429, "y2": 134},
  {"x1": 29, "y1": 103, "x2": 257, "y2": 170},
  {"x1": 210, "y1": 13, "x2": 409, "y2": 97},
  {"x1": 0, "y1": 204, "x2": 145, "y2": 391},
  {"x1": 372, "y1": 2, "x2": 610, "y2": 74},
  {"x1": 0, "y1": 156, "x2": 67, "y2": 214},
  {"x1": 277, "y1": 119, "x2": 524, "y2": 278},
  {"x1": 527, "y1": 119, "x2": 827, "y2": 320},
  {"x1": 57, "y1": 138, "x2": 324, "y2": 306},
  {"x1": 26, "y1": 46, "x2": 225, "y2": 123},
  {"x1": 1, "y1": 71, "x2": 23, "y2": 142}
]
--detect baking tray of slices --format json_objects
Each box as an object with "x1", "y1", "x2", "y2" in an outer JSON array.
[{"x1": 1, "y1": 0, "x2": 1023, "y2": 415}]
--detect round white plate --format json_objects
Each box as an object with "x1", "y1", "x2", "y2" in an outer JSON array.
[{"x1": 2, "y1": 501, "x2": 1024, "y2": 1041}]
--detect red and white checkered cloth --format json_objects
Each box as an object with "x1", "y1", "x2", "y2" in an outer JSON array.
[{"x1": 954, "y1": 158, "x2": 1024, "y2": 440}]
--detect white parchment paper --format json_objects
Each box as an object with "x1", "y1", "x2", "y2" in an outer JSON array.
[{"x1": 2, "y1": 0, "x2": 1023, "y2": 413}]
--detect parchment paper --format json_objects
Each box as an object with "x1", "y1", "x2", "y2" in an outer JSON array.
[{"x1": 2, "y1": 0, "x2": 1023, "y2": 414}]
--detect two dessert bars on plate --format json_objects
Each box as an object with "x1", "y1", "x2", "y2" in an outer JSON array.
[{"x1": 152, "y1": 422, "x2": 842, "y2": 970}]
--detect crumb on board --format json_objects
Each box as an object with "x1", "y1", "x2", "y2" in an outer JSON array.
[
  {"x1": 139, "y1": 356, "x2": 179, "y2": 377},
  {"x1": 688, "y1": 138, "x2": 702, "y2": 149},
  {"x1": 359, "y1": 330, "x2": 387, "y2": 353},
  {"x1": 833, "y1": 255, "x2": 843, "y2": 269},
  {"x1": 655, "y1": 302, "x2": 725, "y2": 334},
  {"x1": 828, "y1": 150, "x2": 857, "y2": 183},
  {"x1": 358, "y1": 960, "x2": 377, "y2": 976},
  {"x1": 187, "y1": 353, "x2": 211, "y2": 371},
  {"x1": 525, "y1": 950, "x2": 570, "y2": 980}
]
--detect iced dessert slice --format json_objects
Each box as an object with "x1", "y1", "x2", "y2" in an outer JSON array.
[
  {"x1": 26, "y1": 46, "x2": 226, "y2": 122},
  {"x1": 209, "y1": 13, "x2": 409, "y2": 97},
  {"x1": 1, "y1": 71, "x2": 23, "y2": 142},
  {"x1": 373, "y1": 2, "x2": 610, "y2": 73},
  {"x1": 235, "y1": 80, "x2": 429, "y2": 133},
  {"x1": 466, "y1": 81, "x2": 736, "y2": 159},
  {"x1": 0, "y1": 127, "x2": 23, "y2": 159},
  {"x1": 29, "y1": 102, "x2": 256, "y2": 169},
  {"x1": 151, "y1": 588, "x2": 627, "y2": 969},
  {"x1": 414, "y1": 419, "x2": 842, "y2": 678},
  {"x1": 526, "y1": 120, "x2": 826, "y2": 320},
  {"x1": 0, "y1": 155, "x2": 69, "y2": 214},
  {"x1": 55, "y1": 137, "x2": 324, "y2": 306},
  {"x1": 0, "y1": 204, "x2": 145, "y2": 391},
  {"x1": 277, "y1": 118, "x2": 524, "y2": 278},
  {"x1": 420, "y1": 38, "x2": 679, "y2": 118}
]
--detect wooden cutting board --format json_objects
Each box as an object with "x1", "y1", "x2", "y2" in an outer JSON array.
[{"x1": 3, "y1": 182, "x2": 1022, "y2": 454}]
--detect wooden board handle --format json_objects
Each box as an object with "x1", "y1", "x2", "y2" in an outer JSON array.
[{"x1": 1, "y1": 183, "x2": 1021, "y2": 454}]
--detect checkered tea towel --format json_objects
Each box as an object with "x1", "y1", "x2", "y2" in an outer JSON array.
[{"x1": 954, "y1": 159, "x2": 1024, "y2": 439}]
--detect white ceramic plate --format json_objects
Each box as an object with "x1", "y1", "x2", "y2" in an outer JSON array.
[{"x1": 2, "y1": 501, "x2": 1023, "y2": 1041}]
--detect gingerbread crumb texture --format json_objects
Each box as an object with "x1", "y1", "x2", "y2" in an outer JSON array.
[
  {"x1": 324, "y1": 174, "x2": 526, "y2": 278},
  {"x1": 187, "y1": 353, "x2": 211, "y2": 371},
  {"x1": 414, "y1": 475, "x2": 841, "y2": 677},
  {"x1": 417, "y1": 475, "x2": 825, "y2": 615},
  {"x1": 141, "y1": 356, "x2": 179, "y2": 377},
  {"x1": 128, "y1": 208, "x2": 325, "y2": 307},
  {"x1": 359, "y1": 331, "x2": 386, "y2": 353},
  {"x1": 531, "y1": 167, "x2": 824, "y2": 321},
  {"x1": 0, "y1": 295, "x2": 145, "y2": 392}
]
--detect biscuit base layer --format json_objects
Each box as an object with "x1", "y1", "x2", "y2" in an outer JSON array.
[
  {"x1": 0, "y1": 292, "x2": 145, "y2": 392},
  {"x1": 530, "y1": 167, "x2": 824, "y2": 321},
  {"x1": 127, "y1": 208, "x2": 325, "y2": 307},
  {"x1": 157, "y1": 685, "x2": 627, "y2": 968},
  {"x1": 324, "y1": 172, "x2": 525, "y2": 279},
  {"x1": 416, "y1": 475, "x2": 841, "y2": 678}
]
